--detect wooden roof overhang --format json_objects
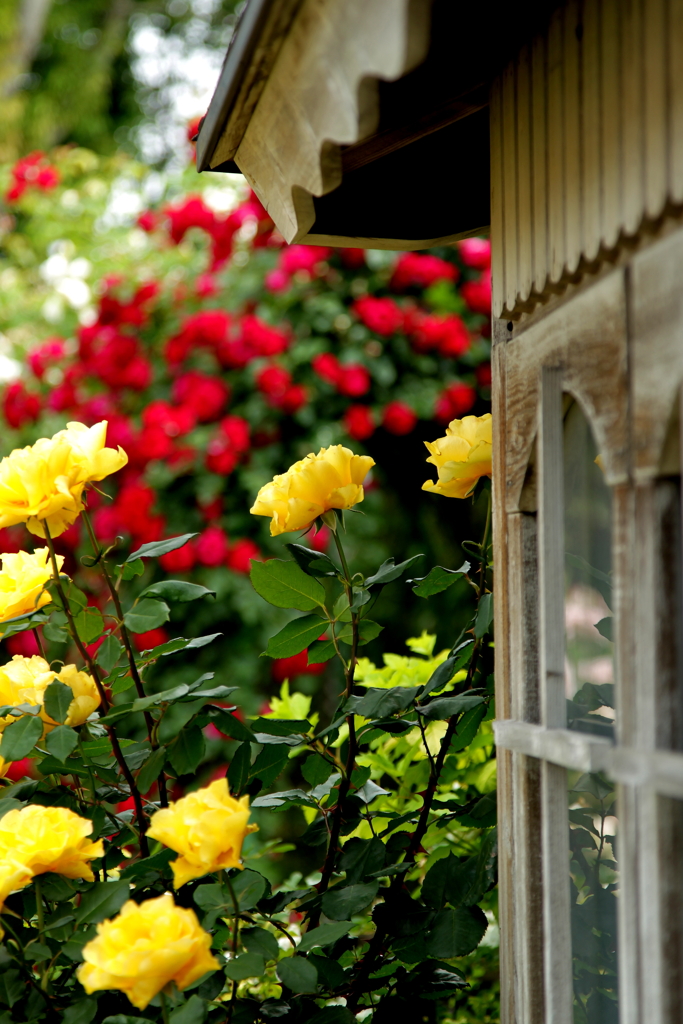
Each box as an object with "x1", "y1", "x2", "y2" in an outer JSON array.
[{"x1": 196, "y1": 0, "x2": 551, "y2": 250}]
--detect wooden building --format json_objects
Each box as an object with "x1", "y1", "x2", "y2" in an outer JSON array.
[{"x1": 198, "y1": 1, "x2": 683, "y2": 1020}]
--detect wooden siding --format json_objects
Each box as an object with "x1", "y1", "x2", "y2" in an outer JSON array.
[{"x1": 490, "y1": 0, "x2": 683, "y2": 320}]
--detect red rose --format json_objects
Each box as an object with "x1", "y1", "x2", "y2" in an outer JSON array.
[
  {"x1": 6, "y1": 632, "x2": 40, "y2": 658},
  {"x1": 458, "y1": 238, "x2": 491, "y2": 270},
  {"x1": 461, "y1": 274, "x2": 492, "y2": 316},
  {"x1": 353, "y1": 296, "x2": 404, "y2": 336},
  {"x1": 309, "y1": 525, "x2": 331, "y2": 552},
  {"x1": 196, "y1": 525, "x2": 229, "y2": 567},
  {"x1": 278, "y1": 384, "x2": 307, "y2": 414},
  {"x1": 132, "y1": 628, "x2": 171, "y2": 653},
  {"x1": 265, "y1": 269, "x2": 290, "y2": 293},
  {"x1": 312, "y1": 352, "x2": 342, "y2": 386},
  {"x1": 337, "y1": 364, "x2": 370, "y2": 397},
  {"x1": 3, "y1": 382, "x2": 41, "y2": 428},
  {"x1": 227, "y1": 538, "x2": 262, "y2": 574},
  {"x1": 28, "y1": 338, "x2": 65, "y2": 379},
  {"x1": 344, "y1": 404, "x2": 375, "y2": 441},
  {"x1": 219, "y1": 415, "x2": 250, "y2": 453},
  {"x1": 205, "y1": 438, "x2": 239, "y2": 475},
  {"x1": 280, "y1": 245, "x2": 331, "y2": 276},
  {"x1": 0, "y1": 527, "x2": 25, "y2": 554},
  {"x1": 337, "y1": 248, "x2": 366, "y2": 269},
  {"x1": 160, "y1": 540, "x2": 197, "y2": 573},
  {"x1": 137, "y1": 211, "x2": 158, "y2": 233},
  {"x1": 4, "y1": 758, "x2": 34, "y2": 781},
  {"x1": 435, "y1": 382, "x2": 477, "y2": 423},
  {"x1": 390, "y1": 252, "x2": 457, "y2": 291},
  {"x1": 256, "y1": 364, "x2": 291, "y2": 400},
  {"x1": 171, "y1": 371, "x2": 229, "y2": 422},
  {"x1": 240, "y1": 315, "x2": 289, "y2": 357},
  {"x1": 164, "y1": 195, "x2": 215, "y2": 244},
  {"x1": 143, "y1": 400, "x2": 196, "y2": 437},
  {"x1": 195, "y1": 273, "x2": 219, "y2": 297},
  {"x1": 382, "y1": 401, "x2": 417, "y2": 435},
  {"x1": 438, "y1": 316, "x2": 470, "y2": 358},
  {"x1": 476, "y1": 363, "x2": 492, "y2": 389},
  {"x1": 92, "y1": 505, "x2": 125, "y2": 543}
]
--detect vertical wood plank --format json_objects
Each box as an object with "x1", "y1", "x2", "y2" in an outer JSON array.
[
  {"x1": 513, "y1": 752, "x2": 545, "y2": 1024},
  {"x1": 531, "y1": 30, "x2": 548, "y2": 296},
  {"x1": 643, "y1": 0, "x2": 668, "y2": 219},
  {"x1": 490, "y1": 77, "x2": 506, "y2": 320},
  {"x1": 600, "y1": 0, "x2": 622, "y2": 249},
  {"x1": 563, "y1": 0, "x2": 582, "y2": 275},
  {"x1": 538, "y1": 365, "x2": 572, "y2": 1023},
  {"x1": 538, "y1": 366, "x2": 566, "y2": 728},
  {"x1": 508, "y1": 512, "x2": 540, "y2": 723},
  {"x1": 547, "y1": 8, "x2": 566, "y2": 283},
  {"x1": 621, "y1": 0, "x2": 645, "y2": 235},
  {"x1": 516, "y1": 44, "x2": 533, "y2": 305},
  {"x1": 581, "y1": 0, "x2": 602, "y2": 263},
  {"x1": 503, "y1": 59, "x2": 519, "y2": 315},
  {"x1": 668, "y1": 0, "x2": 683, "y2": 202}
]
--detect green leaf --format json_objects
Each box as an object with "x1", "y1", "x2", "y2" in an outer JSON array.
[
  {"x1": 286, "y1": 543, "x2": 339, "y2": 578},
  {"x1": 474, "y1": 592, "x2": 493, "y2": 638},
  {"x1": 302, "y1": 755, "x2": 334, "y2": 786},
  {"x1": 169, "y1": 995, "x2": 208, "y2": 1024},
  {"x1": 335, "y1": 619, "x2": 383, "y2": 648},
  {"x1": 149, "y1": 633, "x2": 222, "y2": 658},
  {"x1": 141, "y1": 580, "x2": 216, "y2": 603},
  {"x1": 224, "y1": 953, "x2": 265, "y2": 981},
  {"x1": 45, "y1": 725, "x2": 78, "y2": 762},
  {"x1": 416, "y1": 693, "x2": 485, "y2": 721},
  {"x1": 126, "y1": 533, "x2": 198, "y2": 563},
  {"x1": 321, "y1": 882, "x2": 379, "y2": 920},
  {"x1": 306, "y1": 1009, "x2": 354, "y2": 1024},
  {"x1": 130, "y1": 684, "x2": 190, "y2": 712},
  {"x1": 119, "y1": 559, "x2": 144, "y2": 580},
  {"x1": 136, "y1": 747, "x2": 166, "y2": 793},
  {"x1": 97, "y1": 635, "x2": 123, "y2": 674},
  {"x1": 307, "y1": 639, "x2": 336, "y2": 664},
  {"x1": 298, "y1": 920, "x2": 352, "y2": 952},
  {"x1": 339, "y1": 838, "x2": 386, "y2": 883},
  {"x1": 251, "y1": 789, "x2": 317, "y2": 810},
  {"x1": 424, "y1": 905, "x2": 488, "y2": 957},
  {"x1": 250, "y1": 559, "x2": 325, "y2": 611},
  {"x1": 450, "y1": 705, "x2": 486, "y2": 752},
  {"x1": 205, "y1": 709, "x2": 255, "y2": 743},
  {"x1": 0, "y1": 714, "x2": 43, "y2": 761},
  {"x1": 75, "y1": 880, "x2": 130, "y2": 924},
  {"x1": 43, "y1": 680, "x2": 74, "y2": 724},
  {"x1": 103, "y1": 1017, "x2": 152, "y2": 1024},
  {"x1": 306, "y1": 955, "x2": 347, "y2": 992},
  {"x1": 411, "y1": 561, "x2": 470, "y2": 597},
  {"x1": 242, "y1": 928, "x2": 279, "y2": 961},
  {"x1": 43, "y1": 614, "x2": 69, "y2": 644},
  {"x1": 595, "y1": 616, "x2": 613, "y2": 641},
  {"x1": 248, "y1": 744, "x2": 290, "y2": 788},
  {"x1": 365, "y1": 554, "x2": 424, "y2": 587},
  {"x1": 0, "y1": 970, "x2": 22, "y2": 1008},
  {"x1": 277, "y1": 956, "x2": 318, "y2": 994},
  {"x1": 346, "y1": 686, "x2": 420, "y2": 719},
  {"x1": 62, "y1": 999, "x2": 98, "y2": 1024},
  {"x1": 227, "y1": 743, "x2": 251, "y2": 796},
  {"x1": 263, "y1": 615, "x2": 326, "y2": 659},
  {"x1": 123, "y1": 598, "x2": 170, "y2": 633},
  {"x1": 231, "y1": 869, "x2": 268, "y2": 910},
  {"x1": 169, "y1": 727, "x2": 205, "y2": 776},
  {"x1": 193, "y1": 883, "x2": 224, "y2": 910},
  {"x1": 420, "y1": 647, "x2": 472, "y2": 700},
  {"x1": 74, "y1": 606, "x2": 104, "y2": 644}
]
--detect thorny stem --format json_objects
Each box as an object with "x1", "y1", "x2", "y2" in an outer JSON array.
[
  {"x1": 225, "y1": 875, "x2": 240, "y2": 1024},
  {"x1": 32, "y1": 628, "x2": 46, "y2": 660},
  {"x1": 82, "y1": 511, "x2": 168, "y2": 807},
  {"x1": 311, "y1": 529, "x2": 360, "y2": 927},
  {"x1": 347, "y1": 485, "x2": 492, "y2": 1007},
  {"x1": 43, "y1": 524, "x2": 150, "y2": 856}
]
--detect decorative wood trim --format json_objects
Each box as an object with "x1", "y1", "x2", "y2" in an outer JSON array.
[{"x1": 225, "y1": 0, "x2": 431, "y2": 244}]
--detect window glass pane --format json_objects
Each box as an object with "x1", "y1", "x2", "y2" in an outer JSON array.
[
  {"x1": 563, "y1": 401, "x2": 614, "y2": 738},
  {"x1": 569, "y1": 770, "x2": 619, "y2": 1023}
]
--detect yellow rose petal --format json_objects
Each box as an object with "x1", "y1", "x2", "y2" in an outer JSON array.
[{"x1": 422, "y1": 414, "x2": 492, "y2": 499}]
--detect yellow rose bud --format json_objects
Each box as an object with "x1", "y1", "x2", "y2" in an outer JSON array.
[
  {"x1": 148, "y1": 778, "x2": 258, "y2": 887},
  {"x1": 422, "y1": 413, "x2": 493, "y2": 499},
  {"x1": 0, "y1": 805, "x2": 103, "y2": 880},
  {"x1": 0, "y1": 548, "x2": 61, "y2": 623},
  {"x1": 0, "y1": 656, "x2": 100, "y2": 736},
  {"x1": 77, "y1": 893, "x2": 220, "y2": 1009},
  {"x1": 0, "y1": 420, "x2": 127, "y2": 538},
  {"x1": 251, "y1": 444, "x2": 375, "y2": 536}
]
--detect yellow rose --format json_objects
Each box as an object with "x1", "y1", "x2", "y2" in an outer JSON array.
[
  {"x1": 0, "y1": 548, "x2": 62, "y2": 623},
  {"x1": 0, "y1": 857, "x2": 34, "y2": 916},
  {"x1": 0, "y1": 420, "x2": 127, "y2": 538},
  {"x1": 77, "y1": 893, "x2": 220, "y2": 1010},
  {"x1": 148, "y1": 778, "x2": 258, "y2": 887},
  {"x1": 251, "y1": 444, "x2": 375, "y2": 536},
  {"x1": 0, "y1": 656, "x2": 100, "y2": 735},
  {"x1": 422, "y1": 414, "x2": 493, "y2": 499},
  {"x1": 0, "y1": 805, "x2": 103, "y2": 880}
]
